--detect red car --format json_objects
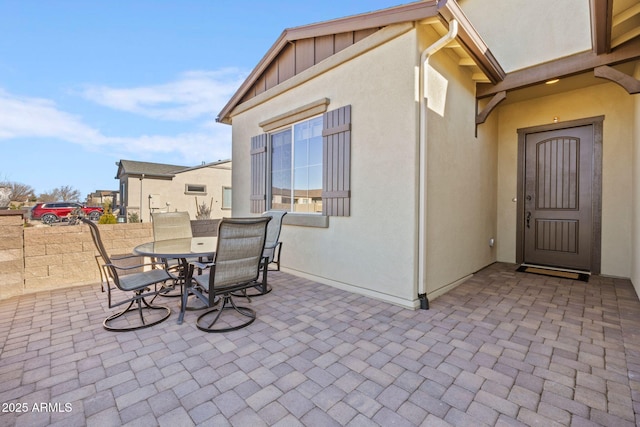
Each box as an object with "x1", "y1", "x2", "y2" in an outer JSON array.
[{"x1": 31, "y1": 202, "x2": 103, "y2": 224}]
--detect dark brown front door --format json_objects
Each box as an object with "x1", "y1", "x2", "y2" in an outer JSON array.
[{"x1": 522, "y1": 124, "x2": 594, "y2": 271}]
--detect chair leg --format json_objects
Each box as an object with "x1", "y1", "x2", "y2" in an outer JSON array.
[
  {"x1": 103, "y1": 296, "x2": 171, "y2": 332},
  {"x1": 273, "y1": 242, "x2": 283, "y2": 271},
  {"x1": 196, "y1": 295, "x2": 256, "y2": 333},
  {"x1": 157, "y1": 261, "x2": 185, "y2": 298}
]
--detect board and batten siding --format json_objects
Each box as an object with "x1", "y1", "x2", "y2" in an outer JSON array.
[{"x1": 241, "y1": 29, "x2": 378, "y2": 103}]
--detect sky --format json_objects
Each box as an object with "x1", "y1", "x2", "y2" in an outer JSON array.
[{"x1": 0, "y1": 0, "x2": 406, "y2": 199}]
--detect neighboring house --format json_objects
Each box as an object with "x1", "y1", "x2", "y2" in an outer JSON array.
[
  {"x1": 115, "y1": 159, "x2": 232, "y2": 222},
  {"x1": 217, "y1": 0, "x2": 640, "y2": 308},
  {"x1": 86, "y1": 190, "x2": 118, "y2": 208}
]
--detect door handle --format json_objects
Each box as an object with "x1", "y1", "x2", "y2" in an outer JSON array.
[{"x1": 526, "y1": 212, "x2": 531, "y2": 229}]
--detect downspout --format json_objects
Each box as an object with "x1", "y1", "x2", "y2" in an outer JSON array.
[{"x1": 418, "y1": 19, "x2": 458, "y2": 309}]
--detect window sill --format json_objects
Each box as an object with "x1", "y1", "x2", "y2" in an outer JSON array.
[{"x1": 282, "y1": 214, "x2": 328, "y2": 228}]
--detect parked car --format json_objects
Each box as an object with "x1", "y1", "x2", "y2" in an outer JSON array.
[{"x1": 31, "y1": 202, "x2": 103, "y2": 224}]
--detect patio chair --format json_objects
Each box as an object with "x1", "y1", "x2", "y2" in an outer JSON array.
[
  {"x1": 151, "y1": 211, "x2": 196, "y2": 295},
  {"x1": 188, "y1": 217, "x2": 270, "y2": 332},
  {"x1": 152, "y1": 211, "x2": 193, "y2": 241},
  {"x1": 82, "y1": 218, "x2": 174, "y2": 331},
  {"x1": 263, "y1": 210, "x2": 287, "y2": 272},
  {"x1": 234, "y1": 210, "x2": 287, "y2": 297}
]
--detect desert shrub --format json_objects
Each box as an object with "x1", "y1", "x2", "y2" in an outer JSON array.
[
  {"x1": 98, "y1": 213, "x2": 117, "y2": 224},
  {"x1": 99, "y1": 201, "x2": 118, "y2": 224},
  {"x1": 195, "y1": 197, "x2": 213, "y2": 220},
  {"x1": 128, "y1": 211, "x2": 140, "y2": 223}
]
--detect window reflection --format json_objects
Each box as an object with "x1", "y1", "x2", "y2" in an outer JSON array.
[{"x1": 271, "y1": 116, "x2": 323, "y2": 213}]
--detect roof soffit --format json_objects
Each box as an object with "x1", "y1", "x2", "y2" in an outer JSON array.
[
  {"x1": 459, "y1": 0, "x2": 593, "y2": 74},
  {"x1": 437, "y1": 0, "x2": 505, "y2": 84},
  {"x1": 611, "y1": 0, "x2": 640, "y2": 48},
  {"x1": 476, "y1": 0, "x2": 640, "y2": 99}
]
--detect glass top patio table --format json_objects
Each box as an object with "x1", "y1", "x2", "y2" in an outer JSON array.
[
  {"x1": 133, "y1": 237, "x2": 217, "y2": 324},
  {"x1": 133, "y1": 236, "x2": 217, "y2": 259}
]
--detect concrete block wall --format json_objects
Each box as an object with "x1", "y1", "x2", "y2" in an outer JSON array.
[
  {"x1": 0, "y1": 221, "x2": 153, "y2": 299},
  {"x1": 0, "y1": 212, "x2": 25, "y2": 300}
]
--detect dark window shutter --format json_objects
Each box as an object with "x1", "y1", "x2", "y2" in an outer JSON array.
[
  {"x1": 250, "y1": 134, "x2": 268, "y2": 213},
  {"x1": 322, "y1": 105, "x2": 351, "y2": 216}
]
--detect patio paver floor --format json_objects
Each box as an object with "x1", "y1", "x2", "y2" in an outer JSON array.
[{"x1": 0, "y1": 262, "x2": 639, "y2": 426}]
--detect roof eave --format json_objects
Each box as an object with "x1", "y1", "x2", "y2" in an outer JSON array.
[
  {"x1": 437, "y1": 0, "x2": 506, "y2": 84},
  {"x1": 476, "y1": 36, "x2": 640, "y2": 99},
  {"x1": 216, "y1": 0, "x2": 443, "y2": 124},
  {"x1": 124, "y1": 173, "x2": 176, "y2": 179}
]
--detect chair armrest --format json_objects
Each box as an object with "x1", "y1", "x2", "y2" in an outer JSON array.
[
  {"x1": 110, "y1": 253, "x2": 145, "y2": 261},
  {"x1": 106, "y1": 262, "x2": 167, "y2": 271},
  {"x1": 189, "y1": 260, "x2": 215, "y2": 270}
]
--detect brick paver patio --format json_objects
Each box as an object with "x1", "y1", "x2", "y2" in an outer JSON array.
[{"x1": 0, "y1": 262, "x2": 639, "y2": 426}]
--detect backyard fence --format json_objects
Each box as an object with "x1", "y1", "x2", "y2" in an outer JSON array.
[{"x1": 0, "y1": 211, "x2": 220, "y2": 300}]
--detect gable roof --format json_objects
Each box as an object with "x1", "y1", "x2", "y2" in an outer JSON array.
[
  {"x1": 178, "y1": 159, "x2": 232, "y2": 173},
  {"x1": 214, "y1": 0, "x2": 517, "y2": 124},
  {"x1": 115, "y1": 159, "x2": 232, "y2": 180},
  {"x1": 217, "y1": 0, "x2": 448, "y2": 124},
  {"x1": 218, "y1": 0, "x2": 640, "y2": 124},
  {"x1": 115, "y1": 160, "x2": 187, "y2": 179}
]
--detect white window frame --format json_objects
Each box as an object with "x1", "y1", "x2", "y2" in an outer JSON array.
[
  {"x1": 222, "y1": 186, "x2": 232, "y2": 210},
  {"x1": 267, "y1": 115, "x2": 323, "y2": 214},
  {"x1": 185, "y1": 184, "x2": 207, "y2": 195}
]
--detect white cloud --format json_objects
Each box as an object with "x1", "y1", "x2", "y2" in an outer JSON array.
[
  {"x1": 80, "y1": 69, "x2": 247, "y2": 121},
  {"x1": 0, "y1": 68, "x2": 243, "y2": 163},
  {"x1": 0, "y1": 89, "x2": 106, "y2": 144},
  {"x1": 111, "y1": 126, "x2": 232, "y2": 164}
]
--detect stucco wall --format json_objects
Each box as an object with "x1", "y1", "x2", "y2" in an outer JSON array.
[
  {"x1": 230, "y1": 25, "x2": 420, "y2": 306},
  {"x1": 633, "y1": 64, "x2": 640, "y2": 295},
  {"x1": 228, "y1": 23, "x2": 500, "y2": 307},
  {"x1": 421, "y1": 25, "x2": 499, "y2": 300},
  {"x1": 125, "y1": 163, "x2": 231, "y2": 223},
  {"x1": 496, "y1": 82, "x2": 634, "y2": 278}
]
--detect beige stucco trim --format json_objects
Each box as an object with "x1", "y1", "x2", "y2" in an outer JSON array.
[
  {"x1": 259, "y1": 98, "x2": 330, "y2": 132},
  {"x1": 282, "y1": 214, "x2": 329, "y2": 228},
  {"x1": 228, "y1": 22, "x2": 415, "y2": 121}
]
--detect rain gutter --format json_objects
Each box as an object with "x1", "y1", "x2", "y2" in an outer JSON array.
[{"x1": 418, "y1": 19, "x2": 458, "y2": 309}]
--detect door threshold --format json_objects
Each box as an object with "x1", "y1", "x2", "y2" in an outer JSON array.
[{"x1": 521, "y1": 263, "x2": 591, "y2": 276}]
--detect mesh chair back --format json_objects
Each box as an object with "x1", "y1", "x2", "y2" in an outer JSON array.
[
  {"x1": 152, "y1": 211, "x2": 192, "y2": 241},
  {"x1": 212, "y1": 217, "x2": 270, "y2": 289},
  {"x1": 82, "y1": 218, "x2": 122, "y2": 289},
  {"x1": 262, "y1": 210, "x2": 287, "y2": 252}
]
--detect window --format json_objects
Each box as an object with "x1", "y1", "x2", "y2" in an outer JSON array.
[
  {"x1": 185, "y1": 184, "x2": 207, "y2": 195},
  {"x1": 251, "y1": 105, "x2": 351, "y2": 217},
  {"x1": 222, "y1": 186, "x2": 232, "y2": 210},
  {"x1": 271, "y1": 116, "x2": 323, "y2": 213}
]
